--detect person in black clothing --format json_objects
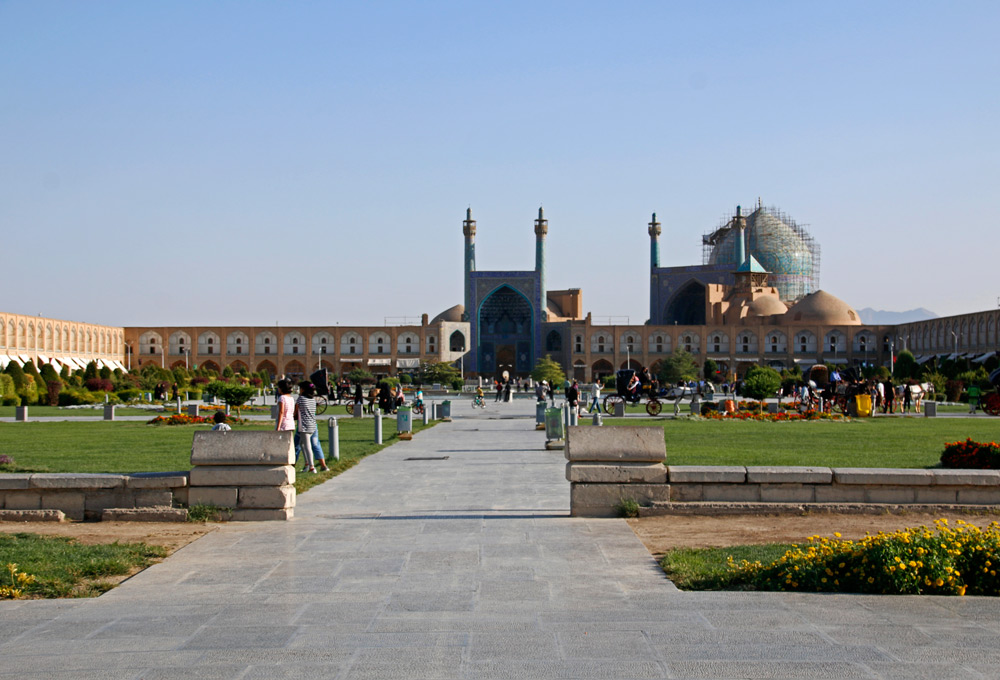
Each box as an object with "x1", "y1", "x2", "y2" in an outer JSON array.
[{"x1": 566, "y1": 380, "x2": 580, "y2": 412}]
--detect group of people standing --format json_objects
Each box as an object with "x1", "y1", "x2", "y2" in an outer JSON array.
[{"x1": 274, "y1": 378, "x2": 331, "y2": 474}]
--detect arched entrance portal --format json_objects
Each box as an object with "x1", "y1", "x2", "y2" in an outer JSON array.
[
  {"x1": 478, "y1": 285, "x2": 534, "y2": 378},
  {"x1": 664, "y1": 281, "x2": 706, "y2": 325}
]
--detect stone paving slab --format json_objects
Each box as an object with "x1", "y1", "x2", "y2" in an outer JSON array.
[{"x1": 1, "y1": 398, "x2": 998, "y2": 679}]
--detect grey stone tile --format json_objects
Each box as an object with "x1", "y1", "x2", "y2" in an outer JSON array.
[
  {"x1": 462, "y1": 660, "x2": 667, "y2": 679},
  {"x1": 179, "y1": 625, "x2": 298, "y2": 650},
  {"x1": 467, "y1": 633, "x2": 560, "y2": 661},
  {"x1": 665, "y1": 660, "x2": 876, "y2": 678}
]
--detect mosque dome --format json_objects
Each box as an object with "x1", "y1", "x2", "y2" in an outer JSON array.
[
  {"x1": 431, "y1": 304, "x2": 465, "y2": 323},
  {"x1": 706, "y1": 206, "x2": 819, "y2": 303},
  {"x1": 745, "y1": 295, "x2": 788, "y2": 318},
  {"x1": 784, "y1": 290, "x2": 860, "y2": 325}
]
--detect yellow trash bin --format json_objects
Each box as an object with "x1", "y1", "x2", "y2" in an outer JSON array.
[{"x1": 855, "y1": 394, "x2": 873, "y2": 417}]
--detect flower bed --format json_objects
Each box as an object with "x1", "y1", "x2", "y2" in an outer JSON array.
[
  {"x1": 146, "y1": 414, "x2": 246, "y2": 426},
  {"x1": 703, "y1": 409, "x2": 844, "y2": 422},
  {"x1": 941, "y1": 438, "x2": 1000, "y2": 470},
  {"x1": 728, "y1": 519, "x2": 1000, "y2": 596}
]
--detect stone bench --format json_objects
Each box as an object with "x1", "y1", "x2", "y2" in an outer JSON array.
[
  {"x1": 0, "y1": 472, "x2": 187, "y2": 521},
  {"x1": 564, "y1": 425, "x2": 1000, "y2": 516},
  {"x1": 189, "y1": 431, "x2": 296, "y2": 521}
]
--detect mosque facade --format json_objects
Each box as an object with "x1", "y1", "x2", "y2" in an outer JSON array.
[{"x1": 2, "y1": 204, "x2": 998, "y2": 381}]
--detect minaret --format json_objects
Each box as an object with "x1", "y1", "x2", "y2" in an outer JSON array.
[
  {"x1": 534, "y1": 207, "x2": 547, "y2": 318},
  {"x1": 734, "y1": 205, "x2": 747, "y2": 267},
  {"x1": 463, "y1": 207, "x2": 476, "y2": 321},
  {"x1": 648, "y1": 212, "x2": 661, "y2": 269},
  {"x1": 648, "y1": 212, "x2": 662, "y2": 323}
]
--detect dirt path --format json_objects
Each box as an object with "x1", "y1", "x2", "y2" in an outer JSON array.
[
  {"x1": 0, "y1": 521, "x2": 217, "y2": 552},
  {"x1": 628, "y1": 510, "x2": 1000, "y2": 557}
]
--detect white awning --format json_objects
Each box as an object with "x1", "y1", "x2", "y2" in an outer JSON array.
[
  {"x1": 396, "y1": 358, "x2": 420, "y2": 368},
  {"x1": 17, "y1": 354, "x2": 31, "y2": 365},
  {"x1": 825, "y1": 357, "x2": 848, "y2": 364},
  {"x1": 973, "y1": 351, "x2": 996, "y2": 364},
  {"x1": 339, "y1": 357, "x2": 362, "y2": 363},
  {"x1": 0, "y1": 355, "x2": 10, "y2": 369},
  {"x1": 37, "y1": 354, "x2": 50, "y2": 365},
  {"x1": 368, "y1": 358, "x2": 391, "y2": 366},
  {"x1": 734, "y1": 357, "x2": 760, "y2": 362},
  {"x1": 915, "y1": 355, "x2": 934, "y2": 365},
  {"x1": 49, "y1": 358, "x2": 63, "y2": 371}
]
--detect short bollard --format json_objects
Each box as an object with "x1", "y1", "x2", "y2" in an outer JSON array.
[
  {"x1": 592, "y1": 411, "x2": 603, "y2": 426},
  {"x1": 188, "y1": 404, "x2": 200, "y2": 418},
  {"x1": 225, "y1": 404, "x2": 231, "y2": 416},
  {"x1": 328, "y1": 417, "x2": 340, "y2": 461},
  {"x1": 103, "y1": 404, "x2": 115, "y2": 421},
  {"x1": 15, "y1": 406, "x2": 28, "y2": 422},
  {"x1": 431, "y1": 402, "x2": 438, "y2": 420},
  {"x1": 569, "y1": 406, "x2": 579, "y2": 427},
  {"x1": 422, "y1": 405, "x2": 429, "y2": 425},
  {"x1": 374, "y1": 410, "x2": 383, "y2": 444},
  {"x1": 176, "y1": 397, "x2": 182, "y2": 414}
]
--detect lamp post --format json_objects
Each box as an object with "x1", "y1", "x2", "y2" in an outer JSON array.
[
  {"x1": 184, "y1": 348, "x2": 189, "y2": 370},
  {"x1": 125, "y1": 342, "x2": 132, "y2": 371}
]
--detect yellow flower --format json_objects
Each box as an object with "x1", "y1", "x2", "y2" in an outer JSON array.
[
  {"x1": 834, "y1": 532, "x2": 842, "y2": 538},
  {"x1": 935, "y1": 578, "x2": 944, "y2": 587}
]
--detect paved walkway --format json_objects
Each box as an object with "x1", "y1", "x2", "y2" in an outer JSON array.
[{"x1": 1, "y1": 400, "x2": 999, "y2": 679}]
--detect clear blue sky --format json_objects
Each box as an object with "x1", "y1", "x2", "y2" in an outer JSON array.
[{"x1": 2, "y1": 1, "x2": 997, "y2": 327}]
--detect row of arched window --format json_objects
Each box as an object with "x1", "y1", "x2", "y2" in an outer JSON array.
[
  {"x1": 901, "y1": 315, "x2": 1000, "y2": 351},
  {"x1": 549, "y1": 329, "x2": 881, "y2": 356},
  {"x1": 138, "y1": 330, "x2": 467, "y2": 358},
  {"x1": 0, "y1": 316, "x2": 123, "y2": 356}
]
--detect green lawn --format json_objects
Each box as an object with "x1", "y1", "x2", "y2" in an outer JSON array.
[
  {"x1": 0, "y1": 405, "x2": 179, "y2": 418},
  {"x1": 603, "y1": 417, "x2": 1000, "y2": 468},
  {"x1": 0, "y1": 532, "x2": 167, "y2": 598},
  {"x1": 0, "y1": 418, "x2": 433, "y2": 475}
]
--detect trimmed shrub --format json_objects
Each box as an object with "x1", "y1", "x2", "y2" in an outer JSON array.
[
  {"x1": 0, "y1": 374, "x2": 16, "y2": 405},
  {"x1": 85, "y1": 378, "x2": 114, "y2": 392},
  {"x1": 116, "y1": 388, "x2": 141, "y2": 403}
]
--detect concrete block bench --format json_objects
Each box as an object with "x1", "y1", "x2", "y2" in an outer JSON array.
[
  {"x1": 0, "y1": 472, "x2": 187, "y2": 521},
  {"x1": 189, "y1": 431, "x2": 296, "y2": 521},
  {"x1": 564, "y1": 425, "x2": 1000, "y2": 517}
]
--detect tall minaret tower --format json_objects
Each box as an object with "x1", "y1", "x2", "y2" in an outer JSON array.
[
  {"x1": 648, "y1": 212, "x2": 661, "y2": 322},
  {"x1": 734, "y1": 205, "x2": 747, "y2": 267},
  {"x1": 534, "y1": 207, "x2": 547, "y2": 318},
  {"x1": 648, "y1": 212, "x2": 661, "y2": 269},
  {"x1": 463, "y1": 207, "x2": 476, "y2": 320}
]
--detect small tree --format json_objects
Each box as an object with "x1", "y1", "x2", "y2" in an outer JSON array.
[
  {"x1": 530, "y1": 354, "x2": 565, "y2": 387},
  {"x1": 742, "y1": 366, "x2": 782, "y2": 411},
  {"x1": 84, "y1": 361, "x2": 99, "y2": 380},
  {"x1": 894, "y1": 350, "x2": 919, "y2": 380},
  {"x1": 219, "y1": 384, "x2": 256, "y2": 416},
  {"x1": 703, "y1": 358, "x2": 719, "y2": 382},
  {"x1": 659, "y1": 348, "x2": 698, "y2": 385},
  {"x1": 346, "y1": 367, "x2": 376, "y2": 384},
  {"x1": 419, "y1": 362, "x2": 460, "y2": 386},
  {"x1": 222, "y1": 365, "x2": 235, "y2": 379}
]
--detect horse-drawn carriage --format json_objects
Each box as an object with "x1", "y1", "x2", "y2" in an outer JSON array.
[{"x1": 603, "y1": 369, "x2": 664, "y2": 416}]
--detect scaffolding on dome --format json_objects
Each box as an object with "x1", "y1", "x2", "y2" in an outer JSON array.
[{"x1": 701, "y1": 204, "x2": 821, "y2": 303}]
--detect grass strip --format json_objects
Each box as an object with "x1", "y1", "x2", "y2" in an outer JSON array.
[
  {"x1": 600, "y1": 417, "x2": 1000, "y2": 468},
  {"x1": 659, "y1": 544, "x2": 793, "y2": 590},
  {"x1": 0, "y1": 532, "x2": 167, "y2": 598}
]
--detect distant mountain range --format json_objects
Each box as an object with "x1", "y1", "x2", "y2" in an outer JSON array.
[{"x1": 857, "y1": 308, "x2": 938, "y2": 325}]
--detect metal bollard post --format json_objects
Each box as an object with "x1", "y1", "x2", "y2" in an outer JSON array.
[
  {"x1": 328, "y1": 417, "x2": 340, "y2": 461},
  {"x1": 592, "y1": 411, "x2": 603, "y2": 426},
  {"x1": 431, "y1": 402, "x2": 437, "y2": 420},
  {"x1": 422, "y1": 405, "x2": 429, "y2": 426},
  {"x1": 374, "y1": 410, "x2": 383, "y2": 444}
]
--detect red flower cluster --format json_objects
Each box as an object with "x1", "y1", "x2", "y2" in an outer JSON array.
[
  {"x1": 147, "y1": 414, "x2": 211, "y2": 426},
  {"x1": 940, "y1": 438, "x2": 1000, "y2": 470}
]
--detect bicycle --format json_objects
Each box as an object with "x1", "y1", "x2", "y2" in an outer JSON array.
[
  {"x1": 412, "y1": 400, "x2": 425, "y2": 415},
  {"x1": 472, "y1": 395, "x2": 486, "y2": 409}
]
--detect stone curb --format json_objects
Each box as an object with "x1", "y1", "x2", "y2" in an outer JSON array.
[
  {"x1": 0, "y1": 509, "x2": 66, "y2": 522},
  {"x1": 640, "y1": 501, "x2": 1000, "y2": 517},
  {"x1": 101, "y1": 506, "x2": 189, "y2": 522}
]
